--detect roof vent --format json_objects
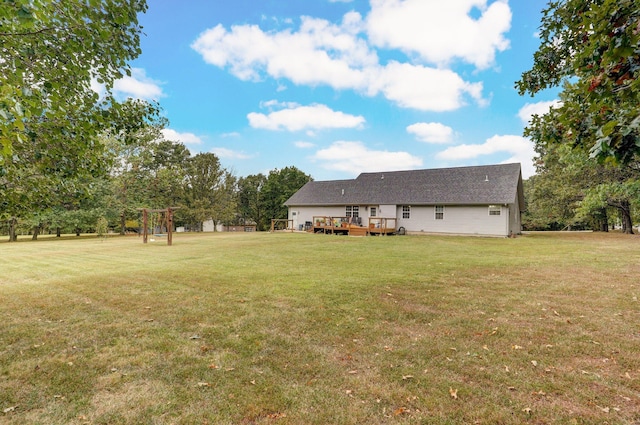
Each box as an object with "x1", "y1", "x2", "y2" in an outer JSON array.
[
  {"x1": 484, "y1": 175, "x2": 489, "y2": 182},
  {"x1": 381, "y1": 174, "x2": 384, "y2": 180},
  {"x1": 341, "y1": 189, "x2": 344, "y2": 196}
]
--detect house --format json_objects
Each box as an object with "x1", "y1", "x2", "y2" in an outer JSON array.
[{"x1": 284, "y1": 163, "x2": 524, "y2": 237}]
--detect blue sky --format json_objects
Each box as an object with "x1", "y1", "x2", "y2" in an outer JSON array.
[{"x1": 111, "y1": 0, "x2": 560, "y2": 180}]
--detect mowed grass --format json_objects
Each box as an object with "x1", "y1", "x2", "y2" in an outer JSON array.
[{"x1": 1, "y1": 232, "x2": 639, "y2": 424}]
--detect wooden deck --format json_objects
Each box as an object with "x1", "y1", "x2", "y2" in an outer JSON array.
[{"x1": 311, "y1": 216, "x2": 397, "y2": 236}]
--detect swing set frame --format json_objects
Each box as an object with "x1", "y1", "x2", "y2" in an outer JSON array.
[{"x1": 138, "y1": 208, "x2": 178, "y2": 246}]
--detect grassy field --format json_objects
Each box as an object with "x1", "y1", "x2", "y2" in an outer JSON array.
[{"x1": 1, "y1": 231, "x2": 639, "y2": 424}]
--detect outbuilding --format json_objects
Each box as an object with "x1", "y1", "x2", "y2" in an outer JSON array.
[{"x1": 284, "y1": 163, "x2": 524, "y2": 237}]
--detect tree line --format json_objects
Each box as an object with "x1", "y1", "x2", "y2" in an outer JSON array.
[
  {"x1": 2, "y1": 0, "x2": 639, "y2": 238},
  {"x1": 0, "y1": 99, "x2": 312, "y2": 240},
  {"x1": 0, "y1": 1, "x2": 310, "y2": 241}
]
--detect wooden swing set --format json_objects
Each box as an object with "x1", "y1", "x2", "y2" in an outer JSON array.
[{"x1": 139, "y1": 208, "x2": 177, "y2": 246}]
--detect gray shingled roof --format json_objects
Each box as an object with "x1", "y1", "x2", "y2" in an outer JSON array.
[{"x1": 285, "y1": 163, "x2": 523, "y2": 206}]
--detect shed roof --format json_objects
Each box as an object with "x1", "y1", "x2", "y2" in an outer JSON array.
[{"x1": 285, "y1": 163, "x2": 523, "y2": 207}]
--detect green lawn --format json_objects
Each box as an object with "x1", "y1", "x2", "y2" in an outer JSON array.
[{"x1": 1, "y1": 232, "x2": 639, "y2": 424}]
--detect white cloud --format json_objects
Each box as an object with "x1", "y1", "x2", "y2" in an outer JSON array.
[
  {"x1": 294, "y1": 141, "x2": 316, "y2": 148},
  {"x1": 211, "y1": 147, "x2": 252, "y2": 159},
  {"x1": 368, "y1": 62, "x2": 485, "y2": 111},
  {"x1": 407, "y1": 122, "x2": 454, "y2": 144},
  {"x1": 313, "y1": 141, "x2": 422, "y2": 175},
  {"x1": 436, "y1": 134, "x2": 536, "y2": 178},
  {"x1": 366, "y1": 0, "x2": 511, "y2": 69},
  {"x1": 161, "y1": 129, "x2": 203, "y2": 145},
  {"x1": 191, "y1": 14, "x2": 486, "y2": 112},
  {"x1": 248, "y1": 103, "x2": 365, "y2": 131},
  {"x1": 113, "y1": 68, "x2": 164, "y2": 100},
  {"x1": 518, "y1": 100, "x2": 562, "y2": 125},
  {"x1": 191, "y1": 15, "x2": 375, "y2": 89},
  {"x1": 90, "y1": 78, "x2": 106, "y2": 98}
]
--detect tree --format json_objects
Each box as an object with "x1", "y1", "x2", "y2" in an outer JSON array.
[
  {"x1": 183, "y1": 153, "x2": 236, "y2": 231},
  {"x1": 104, "y1": 99, "x2": 177, "y2": 234},
  {"x1": 524, "y1": 129, "x2": 640, "y2": 233},
  {"x1": 1, "y1": 0, "x2": 148, "y2": 240},
  {"x1": 517, "y1": 0, "x2": 640, "y2": 162},
  {"x1": 237, "y1": 174, "x2": 267, "y2": 229},
  {"x1": 0, "y1": 0, "x2": 148, "y2": 157},
  {"x1": 262, "y1": 167, "x2": 312, "y2": 230}
]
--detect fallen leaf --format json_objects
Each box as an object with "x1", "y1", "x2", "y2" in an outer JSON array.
[
  {"x1": 3, "y1": 406, "x2": 18, "y2": 413},
  {"x1": 348, "y1": 370, "x2": 358, "y2": 374},
  {"x1": 600, "y1": 406, "x2": 610, "y2": 413},
  {"x1": 250, "y1": 380, "x2": 256, "y2": 385},
  {"x1": 393, "y1": 407, "x2": 408, "y2": 416},
  {"x1": 197, "y1": 382, "x2": 210, "y2": 387},
  {"x1": 531, "y1": 360, "x2": 538, "y2": 367},
  {"x1": 402, "y1": 375, "x2": 414, "y2": 380},
  {"x1": 208, "y1": 363, "x2": 219, "y2": 369},
  {"x1": 553, "y1": 310, "x2": 560, "y2": 316},
  {"x1": 266, "y1": 412, "x2": 286, "y2": 419},
  {"x1": 513, "y1": 345, "x2": 523, "y2": 350},
  {"x1": 449, "y1": 387, "x2": 458, "y2": 400}
]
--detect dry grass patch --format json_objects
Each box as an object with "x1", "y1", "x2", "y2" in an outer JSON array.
[{"x1": 1, "y1": 231, "x2": 639, "y2": 424}]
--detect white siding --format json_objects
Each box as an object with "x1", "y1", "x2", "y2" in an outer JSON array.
[
  {"x1": 290, "y1": 204, "x2": 513, "y2": 236},
  {"x1": 202, "y1": 219, "x2": 224, "y2": 232},
  {"x1": 397, "y1": 205, "x2": 509, "y2": 236}
]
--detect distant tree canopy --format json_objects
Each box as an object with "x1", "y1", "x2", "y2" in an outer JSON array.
[{"x1": 237, "y1": 167, "x2": 312, "y2": 231}]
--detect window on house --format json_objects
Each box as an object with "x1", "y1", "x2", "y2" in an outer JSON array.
[
  {"x1": 370, "y1": 207, "x2": 377, "y2": 217},
  {"x1": 402, "y1": 205, "x2": 411, "y2": 219},
  {"x1": 435, "y1": 205, "x2": 444, "y2": 220},
  {"x1": 346, "y1": 206, "x2": 359, "y2": 218},
  {"x1": 488, "y1": 205, "x2": 501, "y2": 216}
]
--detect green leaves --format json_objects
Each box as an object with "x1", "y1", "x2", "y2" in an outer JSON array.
[
  {"x1": 517, "y1": 0, "x2": 640, "y2": 163},
  {"x1": 0, "y1": 0, "x2": 148, "y2": 157}
]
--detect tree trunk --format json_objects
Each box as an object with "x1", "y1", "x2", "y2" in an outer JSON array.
[
  {"x1": 56, "y1": 227, "x2": 61, "y2": 237},
  {"x1": 75, "y1": 227, "x2": 81, "y2": 237},
  {"x1": 32, "y1": 224, "x2": 40, "y2": 241},
  {"x1": 8, "y1": 217, "x2": 17, "y2": 242},
  {"x1": 620, "y1": 201, "x2": 634, "y2": 234},
  {"x1": 120, "y1": 212, "x2": 126, "y2": 235}
]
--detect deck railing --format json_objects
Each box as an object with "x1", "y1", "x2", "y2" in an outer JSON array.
[{"x1": 311, "y1": 216, "x2": 397, "y2": 235}]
